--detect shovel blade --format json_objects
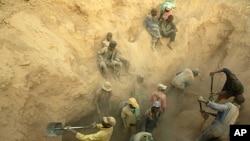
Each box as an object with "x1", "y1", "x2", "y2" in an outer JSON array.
[{"x1": 46, "y1": 122, "x2": 64, "y2": 137}]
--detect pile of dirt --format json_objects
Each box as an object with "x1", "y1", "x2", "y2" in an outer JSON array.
[{"x1": 0, "y1": 0, "x2": 249, "y2": 141}]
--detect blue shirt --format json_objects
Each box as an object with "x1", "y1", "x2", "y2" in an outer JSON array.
[
  {"x1": 207, "y1": 101, "x2": 239, "y2": 124},
  {"x1": 145, "y1": 14, "x2": 160, "y2": 29}
]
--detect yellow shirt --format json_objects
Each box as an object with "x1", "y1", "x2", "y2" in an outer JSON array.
[{"x1": 75, "y1": 124, "x2": 113, "y2": 141}]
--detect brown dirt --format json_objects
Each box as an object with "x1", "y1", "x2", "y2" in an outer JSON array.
[{"x1": 0, "y1": 0, "x2": 250, "y2": 141}]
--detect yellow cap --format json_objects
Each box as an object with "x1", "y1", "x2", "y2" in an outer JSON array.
[{"x1": 128, "y1": 97, "x2": 139, "y2": 108}]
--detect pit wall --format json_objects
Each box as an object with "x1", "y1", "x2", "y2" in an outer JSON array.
[{"x1": 0, "y1": 0, "x2": 249, "y2": 140}]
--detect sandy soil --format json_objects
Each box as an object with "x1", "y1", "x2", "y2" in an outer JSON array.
[{"x1": 0, "y1": 0, "x2": 250, "y2": 141}]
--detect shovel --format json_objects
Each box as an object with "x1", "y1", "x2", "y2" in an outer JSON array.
[
  {"x1": 198, "y1": 101, "x2": 209, "y2": 120},
  {"x1": 46, "y1": 122, "x2": 91, "y2": 136},
  {"x1": 208, "y1": 76, "x2": 214, "y2": 101},
  {"x1": 197, "y1": 101, "x2": 209, "y2": 132}
]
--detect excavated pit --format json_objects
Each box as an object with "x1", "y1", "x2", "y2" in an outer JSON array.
[{"x1": 0, "y1": 0, "x2": 250, "y2": 141}]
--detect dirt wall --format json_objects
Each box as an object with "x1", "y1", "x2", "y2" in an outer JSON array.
[{"x1": 0, "y1": 0, "x2": 250, "y2": 141}]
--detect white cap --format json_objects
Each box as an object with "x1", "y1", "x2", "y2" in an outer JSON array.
[
  {"x1": 152, "y1": 101, "x2": 161, "y2": 108},
  {"x1": 102, "y1": 81, "x2": 112, "y2": 91},
  {"x1": 192, "y1": 68, "x2": 201, "y2": 76},
  {"x1": 165, "y1": 3, "x2": 172, "y2": 10},
  {"x1": 103, "y1": 116, "x2": 116, "y2": 126},
  {"x1": 157, "y1": 83, "x2": 167, "y2": 90}
]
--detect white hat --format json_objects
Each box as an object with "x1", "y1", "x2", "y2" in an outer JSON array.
[
  {"x1": 166, "y1": 6, "x2": 171, "y2": 10},
  {"x1": 192, "y1": 68, "x2": 201, "y2": 76},
  {"x1": 152, "y1": 101, "x2": 161, "y2": 108},
  {"x1": 103, "y1": 116, "x2": 116, "y2": 126},
  {"x1": 165, "y1": 3, "x2": 172, "y2": 10},
  {"x1": 102, "y1": 81, "x2": 112, "y2": 91},
  {"x1": 157, "y1": 83, "x2": 167, "y2": 90}
]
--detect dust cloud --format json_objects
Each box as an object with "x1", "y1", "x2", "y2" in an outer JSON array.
[{"x1": 0, "y1": 0, "x2": 250, "y2": 141}]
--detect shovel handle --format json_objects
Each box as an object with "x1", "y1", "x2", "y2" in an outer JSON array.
[
  {"x1": 209, "y1": 76, "x2": 214, "y2": 101},
  {"x1": 54, "y1": 126, "x2": 91, "y2": 130},
  {"x1": 67, "y1": 126, "x2": 91, "y2": 129},
  {"x1": 210, "y1": 76, "x2": 214, "y2": 93},
  {"x1": 199, "y1": 101, "x2": 202, "y2": 110}
]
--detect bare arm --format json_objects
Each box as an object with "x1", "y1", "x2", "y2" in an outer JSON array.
[
  {"x1": 97, "y1": 48, "x2": 105, "y2": 61},
  {"x1": 210, "y1": 68, "x2": 224, "y2": 76},
  {"x1": 121, "y1": 108, "x2": 127, "y2": 128}
]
